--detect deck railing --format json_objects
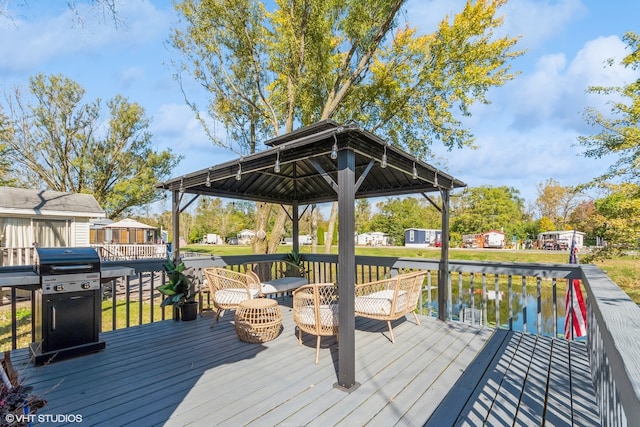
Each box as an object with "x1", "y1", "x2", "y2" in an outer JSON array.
[
  {"x1": 91, "y1": 244, "x2": 167, "y2": 261},
  {"x1": 0, "y1": 253, "x2": 638, "y2": 424},
  {"x1": 0, "y1": 247, "x2": 37, "y2": 266},
  {"x1": 0, "y1": 245, "x2": 167, "y2": 266}
]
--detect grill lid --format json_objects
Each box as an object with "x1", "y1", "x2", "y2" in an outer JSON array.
[{"x1": 35, "y1": 247, "x2": 100, "y2": 276}]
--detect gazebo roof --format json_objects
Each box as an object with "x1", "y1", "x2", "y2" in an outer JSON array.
[{"x1": 156, "y1": 120, "x2": 466, "y2": 203}]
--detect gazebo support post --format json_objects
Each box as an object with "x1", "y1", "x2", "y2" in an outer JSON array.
[
  {"x1": 438, "y1": 188, "x2": 450, "y2": 321},
  {"x1": 172, "y1": 190, "x2": 180, "y2": 262},
  {"x1": 335, "y1": 147, "x2": 359, "y2": 392},
  {"x1": 292, "y1": 201, "x2": 299, "y2": 255}
]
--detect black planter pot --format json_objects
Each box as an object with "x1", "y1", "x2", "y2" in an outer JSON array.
[{"x1": 180, "y1": 301, "x2": 198, "y2": 321}]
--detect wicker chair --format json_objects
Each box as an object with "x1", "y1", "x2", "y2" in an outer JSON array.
[
  {"x1": 292, "y1": 283, "x2": 339, "y2": 364},
  {"x1": 354, "y1": 270, "x2": 426, "y2": 343},
  {"x1": 202, "y1": 267, "x2": 262, "y2": 326}
]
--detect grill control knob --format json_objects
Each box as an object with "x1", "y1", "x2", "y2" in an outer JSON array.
[
  {"x1": 81, "y1": 282, "x2": 91, "y2": 290},
  {"x1": 54, "y1": 285, "x2": 64, "y2": 292}
]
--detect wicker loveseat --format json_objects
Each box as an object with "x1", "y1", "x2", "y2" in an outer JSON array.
[
  {"x1": 203, "y1": 267, "x2": 262, "y2": 326},
  {"x1": 354, "y1": 270, "x2": 427, "y2": 343}
]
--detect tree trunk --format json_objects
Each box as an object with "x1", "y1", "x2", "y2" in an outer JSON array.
[
  {"x1": 311, "y1": 204, "x2": 318, "y2": 254},
  {"x1": 324, "y1": 201, "x2": 338, "y2": 254},
  {"x1": 253, "y1": 202, "x2": 270, "y2": 254},
  {"x1": 268, "y1": 207, "x2": 288, "y2": 253},
  {"x1": 252, "y1": 202, "x2": 289, "y2": 254}
]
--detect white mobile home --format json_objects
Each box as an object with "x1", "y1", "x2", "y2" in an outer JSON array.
[
  {"x1": 538, "y1": 230, "x2": 585, "y2": 249},
  {"x1": 483, "y1": 230, "x2": 506, "y2": 249},
  {"x1": 237, "y1": 229, "x2": 257, "y2": 245},
  {"x1": 355, "y1": 231, "x2": 389, "y2": 246}
]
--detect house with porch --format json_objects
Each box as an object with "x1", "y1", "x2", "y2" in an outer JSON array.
[{"x1": 0, "y1": 187, "x2": 105, "y2": 265}]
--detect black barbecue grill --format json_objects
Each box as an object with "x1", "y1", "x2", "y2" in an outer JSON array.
[{"x1": 31, "y1": 247, "x2": 105, "y2": 365}]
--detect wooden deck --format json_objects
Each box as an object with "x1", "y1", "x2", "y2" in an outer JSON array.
[{"x1": 12, "y1": 297, "x2": 600, "y2": 426}]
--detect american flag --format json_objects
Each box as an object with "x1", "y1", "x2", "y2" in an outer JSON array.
[{"x1": 565, "y1": 232, "x2": 587, "y2": 339}]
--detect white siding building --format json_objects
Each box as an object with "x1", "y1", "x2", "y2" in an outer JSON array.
[
  {"x1": 0, "y1": 187, "x2": 105, "y2": 265},
  {"x1": 355, "y1": 232, "x2": 389, "y2": 246},
  {"x1": 0, "y1": 187, "x2": 105, "y2": 248}
]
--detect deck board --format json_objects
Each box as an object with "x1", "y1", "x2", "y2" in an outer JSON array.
[
  {"x1": 11, "y1": 297, "x2": 600, "y2": 426},
  {"x1": 546, "y1": 338, "x2": 574, "y2": 426},
  {"x1": 569, "y1": 341, "x2": 601, "y2": 426},
  {"x1": 426, "y1": 330, "x2": 600, "y2": 427},
  {"x1": 516, "y1": 333, "x2": 549, "y2": 424}
]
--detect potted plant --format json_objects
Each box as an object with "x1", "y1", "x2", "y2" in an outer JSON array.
[
  {"x1": 158, "y1": 257, "x2": 199, "y2": 321},
  {"x1": 285, "y1": 250, "x2": 306, "y2": 277}
]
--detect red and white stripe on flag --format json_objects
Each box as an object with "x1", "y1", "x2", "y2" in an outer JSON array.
[{"x1": 565, "y1": 278, "x2": 587, "y2": 339}]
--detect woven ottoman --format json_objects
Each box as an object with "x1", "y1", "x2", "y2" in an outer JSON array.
[{"x1": 234, "y1": 298, "x2": 283, "y2": 343}]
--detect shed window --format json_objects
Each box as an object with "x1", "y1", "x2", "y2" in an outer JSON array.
[{"x1": 33, "y1": 219, "x2": 70, "y2": 247}]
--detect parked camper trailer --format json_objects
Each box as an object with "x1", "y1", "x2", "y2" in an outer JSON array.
[
  {"x1": 483, "y1": 231, "x2": 505, "y2": 249},
  {"x1": 204, "y1": 233, "x2": 223, "y2": 245}
]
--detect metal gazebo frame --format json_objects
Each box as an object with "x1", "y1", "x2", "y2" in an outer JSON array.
[{"x1": 157, "y1": 120, "x2": 466, "y2": 390}]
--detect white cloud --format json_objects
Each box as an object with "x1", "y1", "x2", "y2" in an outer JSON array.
[
  {"x1": 0, "y1": 0, "x2": 172, "y2": 72},
  {"x1": 118, "y1": 66, "x2": 145, "y2": 89},
  {"x1": 500, "y1": 0, "x2": 587, "y2": 49},
  {"x1": 151, "y1": 103, "x2": 209, "y2": 147},
  {"x1": 406, "y1": 0, "x2": 587, "y2": 50},
  {"x1": 503, "y1": 34, "x2": 635, "y2": 133},
  {"x1": 150, "y1": 103, "x2": 238, "y2": 176}
]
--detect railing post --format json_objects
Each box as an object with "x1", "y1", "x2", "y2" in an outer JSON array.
[{"x1": 438, "y1": 188, "x2": 450, "y2": 321}]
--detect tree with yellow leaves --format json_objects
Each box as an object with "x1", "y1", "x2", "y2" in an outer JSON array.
[{"x1": 171, "y1": 0, "x2": 523, "y2": 253}]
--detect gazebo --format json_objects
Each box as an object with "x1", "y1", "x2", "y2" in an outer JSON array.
[{"x1": 157, "y1": 120, "x2": 466, "y2": 390}]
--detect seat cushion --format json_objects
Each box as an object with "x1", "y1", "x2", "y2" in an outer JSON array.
[
  {"x1": 297, "y1": 304, "x2": 339, "y2": 327},
  {"x1": 215, "y1": 288, "x2": 259, "y2": 305},
  {"x1": 354, "y1": 290, "x2": 407, "y2": 315}
]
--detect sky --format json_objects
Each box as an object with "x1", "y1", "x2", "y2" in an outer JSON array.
[{"x1": 1, "y1": 0, "x2": 638, "y2": 215}]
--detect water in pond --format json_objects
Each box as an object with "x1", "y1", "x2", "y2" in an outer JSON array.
[{"x1": 422, "y1": 283, "x2": 586, "y2": 339}]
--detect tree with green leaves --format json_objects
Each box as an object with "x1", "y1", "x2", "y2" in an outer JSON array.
[
  {"x1": 584, "y1": 183, "x2": 640, "y2": 260},
  {"x1": 190, "y1": 197, "x2": 256, "y2": 243},
  {"x1": 0, "y1": 73, "x2": 180, "y2": 218},
  {"x1": 451, "y1": 185, "x2": 526, "y2": 240},
  {"x1": 369, "y1": 197, "x2": 440, "y2": 245},
  {"x1": 578, "y1": 31, "x2": 640, "y2": 256},
  {"x1": 579, "y1": 32, "x2": 640, "y2": 185},
  {"x1": 171, "y1": 0, "x2": 522, "y2": 253},
  {"x1": 355, "y1": 199, "x2": 373, "y2": 234}
]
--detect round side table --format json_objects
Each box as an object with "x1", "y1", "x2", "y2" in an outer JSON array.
[{"x1": 234, "y1": 298, "x2": 283, "y2": 343}]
